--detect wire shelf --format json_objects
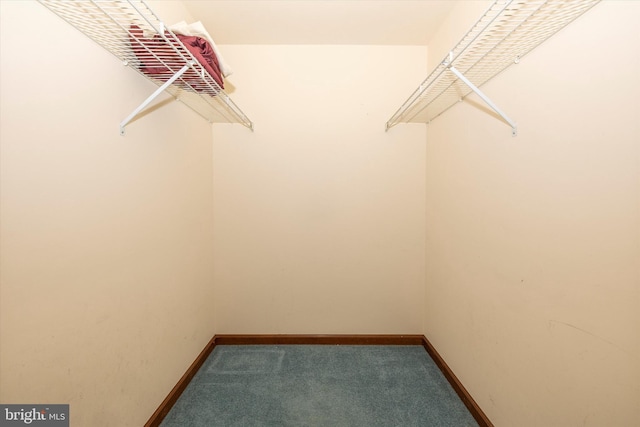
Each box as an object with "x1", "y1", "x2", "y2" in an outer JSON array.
[
  {"x1": 386, "y1": 0, "x2": 600, "y2": 132},
  {"x1": 39, "y1": 0, "x2": 253, "y2": 133}
]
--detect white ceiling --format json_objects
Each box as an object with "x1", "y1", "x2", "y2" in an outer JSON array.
[{"x1": 181, "y1": 1, "x2": 458, "y2": 45}]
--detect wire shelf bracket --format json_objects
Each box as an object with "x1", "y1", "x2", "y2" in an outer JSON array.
[
  {"x1": 445, "y1": 53, "x2": 517, "y2": 137},
  {"x1": 39, "y1": 0, "x2": 254, "y2": 135},
  {"x1": 119, "y1": 63, "x2": 190, "y2": 135},
  {"x1": 385, "y1": 0, "x2": 601, "y2": 135}
]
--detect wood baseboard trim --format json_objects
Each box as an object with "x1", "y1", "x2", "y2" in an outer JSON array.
[
  {"x1": 213, "y1": 334, "x2": 425, "y2": 345},
  {"x1": 146, "y1": 334, "x2": 492, "y2": 427},
  {"x1": 421, "y1": 336, "x2": 494, "y2": 427},
  {"x1": 144, "y1": 335, "x2": 217, "y2": 427}
]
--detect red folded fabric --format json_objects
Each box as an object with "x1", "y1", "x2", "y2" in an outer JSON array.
[
  {"x1": 128, "y1": 25, "x2": 224, "y2": 92},
  {"x1": 176, "y1": 34, "x2": 224, "y2": 89}
]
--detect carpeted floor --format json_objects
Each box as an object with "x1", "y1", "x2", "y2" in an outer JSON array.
[{"x1": 160, "y1": 345, "x2": 478, "y2": 426}]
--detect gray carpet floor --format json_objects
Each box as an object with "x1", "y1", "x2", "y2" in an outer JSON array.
[{"x1": 160, "y1": 345, "x2": 479, "y2": 426}]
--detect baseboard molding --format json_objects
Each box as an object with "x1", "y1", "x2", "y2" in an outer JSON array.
[
  {"x1": 213, "y1": 334, "x2": 425, "y2": 345},
  {"x1": 421, "y1": 336, "x2": 494, "y2": 427},
  {"x1": 146, "y1": 334, "x2": 492, "y2": 427},
  {"x1": 144, "y1": 335, "x2": 217, "y2": 427}
]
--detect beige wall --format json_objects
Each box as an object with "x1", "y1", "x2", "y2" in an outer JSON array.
[
  {"x1": 426, "y1": 0, "x2": 490, "y2": 71},
  {"x1": 0, "y1": 2, "x2": 216, "y2": 426},
  {"x1": 211, "y1": 45, "x2": 428, "y2": 334},
  {"x1": 4, "y1": 1, "x2": 637, "y2": 426},
  {"x1": 424, "y1": 2, "x2": 640, "y2": 426}
]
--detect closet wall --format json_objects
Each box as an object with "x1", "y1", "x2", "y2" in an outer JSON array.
[
  {"x1": 211, "y1": 44, "x2": 428, "y2": 334},
  {"x1": 0, "y1": 2, "x2": 216, "y2": 426},
  {"x1": 3, "y1": 1, "x2": 637, "y2": 427},
  {"x1": 423, "y1": 1, "x2": 640, "y2": 426}
]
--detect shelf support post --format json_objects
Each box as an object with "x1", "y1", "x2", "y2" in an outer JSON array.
[
  {"x1": 447, "y1": 65, "x2": 517, "y2": 137},
  {"x1": 119, "y1": 64, "x2": 191, "y2": 135}
]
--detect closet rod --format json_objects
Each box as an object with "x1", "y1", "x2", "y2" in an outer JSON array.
[
  {"x1": 39, "y1": 0, "x2": 254, "y2": 133},
  {"x1": 385, "y1": 0, "x2": 601, "y2": 134}
]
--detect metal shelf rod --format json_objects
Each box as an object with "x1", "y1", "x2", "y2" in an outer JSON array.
[
  {"x1": 385, "y1": 0, "x2": 601, "y2": 135},
  {"x1": 39, "y1": 0, "x2": 253, "y2": 133}
]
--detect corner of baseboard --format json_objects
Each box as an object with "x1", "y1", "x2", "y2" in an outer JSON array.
[
  {"x1": 144, "y1": 335, "x2": 217, "y2": 427},
  {"x1": 420, "y1": 335, "x2": 494, "y2": 427}
]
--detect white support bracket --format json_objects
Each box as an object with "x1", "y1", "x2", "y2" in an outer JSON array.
[
  {"x1": 119, "y1": 63, "x2": 192, "y2": 135},
  {"x1": 445, "y1": 54, "x2": 517, "y2": 137}
]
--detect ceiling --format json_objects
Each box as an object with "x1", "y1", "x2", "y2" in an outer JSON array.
[{"x1": 181, "y1": 1, "x2": 458, "y2": 45}]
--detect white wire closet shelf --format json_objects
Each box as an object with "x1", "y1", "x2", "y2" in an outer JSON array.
[
  {"x1": 39, "y1": 0, "x2": 253, "y2": 134},
  {"x1": 386, "y1": 0, "x2": 601, "y2": 135}
]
